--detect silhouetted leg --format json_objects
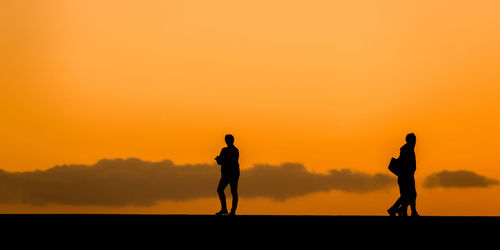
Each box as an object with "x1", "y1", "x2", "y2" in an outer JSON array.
[
  {"x1": 228, "y1": 176, "x2": 239, "y2": 215},
  {"x1": 388, "y1": 181, "x2": 405, "y2": 216},
  {"x1": 410, "y1": 192, "x2": 419, "y2": 216},
  {"x1": 399, "y1": 200, "x2": 409, "y2": 216},
  {"x1": 398, "y1": 191, "x2": 413, "y2": 216},
  {"x1": 388, "y1": 197, "x2": 403, "y2": 216},
  {"x1": 216, "y1": 177, "x2": 230, "y2": 215},
  {"x1": 408, "y1": 177, "x2": 419, "y2": 216},
  {"x1": 395, "y1": 179, "x2": 410, "y2": 216}
]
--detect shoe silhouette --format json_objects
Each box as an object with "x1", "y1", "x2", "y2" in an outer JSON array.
[
  {"x1": 215, "y1": 209, "x2": 228, "y2": 216},
  {"x1": 387, "y1": 208, "x2": 396, "y2": 216}
]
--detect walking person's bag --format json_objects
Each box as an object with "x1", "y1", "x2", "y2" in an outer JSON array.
[{"x1": 388, "y1": 157, "x2": 400, "y2": 176}]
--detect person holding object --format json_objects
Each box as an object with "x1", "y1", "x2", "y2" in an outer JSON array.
[
  {"x1": 215, "y1": 134, "x2": 240, "y2": 216},
  {"x1": 387, "y1": 133, "x2": 419, "y2": 217}
]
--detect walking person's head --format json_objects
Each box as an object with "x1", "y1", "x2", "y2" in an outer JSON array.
[
  {"x1": 225, "y1": 134, "x2": 234, "y2": 146},
  {"x1": 406, "y1": 133, "x2": 416, "y2": 146}
]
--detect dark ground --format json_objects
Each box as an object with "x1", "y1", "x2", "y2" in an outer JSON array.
[{"x1": 1, "y1": 214, "x2": 498, "y2": 247}]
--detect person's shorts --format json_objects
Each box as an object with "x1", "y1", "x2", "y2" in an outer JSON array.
[{"x1": 221, "y1": 171, "x2": 240, "y2": 181}]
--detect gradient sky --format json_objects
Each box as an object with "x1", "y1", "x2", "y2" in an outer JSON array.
[{"x1": 1, "y1": 0, "x2": 500, "y2": 215}]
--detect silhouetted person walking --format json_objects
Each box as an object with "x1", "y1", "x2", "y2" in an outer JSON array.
[
  {"x1": 215, "y1": 134, "x2": 240, "y2": 216},
  {"x1": 387, "y1": 133, "x2": 419, "y2": 217}
]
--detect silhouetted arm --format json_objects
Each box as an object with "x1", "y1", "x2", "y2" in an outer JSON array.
[{"x1": 215, "y1": 148, "x2": 225, "y2": 165}]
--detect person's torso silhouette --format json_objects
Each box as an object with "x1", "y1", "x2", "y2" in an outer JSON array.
[
  {"x1": 218, "y1": 145, "x2": 239, "y2": 176},
  {"x1": 398, "y1": 143, "x2": 416, "y2": 178}
]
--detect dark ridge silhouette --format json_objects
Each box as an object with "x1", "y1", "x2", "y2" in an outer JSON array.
[
  {"x1": 1, "y1": 214, "x2": 499, "y2": 246},
  {"x1": 0, "y1": 159, "x2": 395, "y2": 206},
  {"x1": 424, "y1": 170, "x2": 500, "y2": 188}
]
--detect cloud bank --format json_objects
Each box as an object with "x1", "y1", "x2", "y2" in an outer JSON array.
[
  {"x1": 3, "y1": 159, "x2": 496, "y2": 206},
  {"x1": 424, "y1": 170, "x2": 500, "y2": 188},
  {"x1": 0, "y1": 158, "x2": 395, "y2": 206},
  {"x1": 241, "y1": 163, "x2": 395, "y2": 201}
]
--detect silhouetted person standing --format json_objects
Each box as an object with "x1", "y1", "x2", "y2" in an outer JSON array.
[
  {"x1": 387, "y1": 133, "x2": 419, "y2": 216},
  {"x1": 215, "y1": 134, "x2": 240, "y2": 216}
]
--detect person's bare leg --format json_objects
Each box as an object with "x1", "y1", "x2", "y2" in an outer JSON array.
[
  {"x1": 398, "y1": 204, "x2": 408, "y2": 216},
  {"x1": 216, "y1": 178, "x2": 229, "y2": 215},
  {"x1": 228, "y1": 178, "x2": 239, "y2": 215},
  {"x1": 410, "y1": 193, "x2": 419, "y2": 216},
  {"x1": 398, "y1": 194, "x2": 409, "y2": 216}
]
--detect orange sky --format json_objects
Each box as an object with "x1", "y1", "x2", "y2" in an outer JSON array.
[{"x1": 1, "y1": 0, "x2": 500, "y2": 215}]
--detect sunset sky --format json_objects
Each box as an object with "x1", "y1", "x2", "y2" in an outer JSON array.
[{"x1": 1, "y1": 0, "x2": 500, "y2": 215}]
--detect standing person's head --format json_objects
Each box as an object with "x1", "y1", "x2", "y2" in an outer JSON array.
[
  {"x1": 406, "y1": 133, "x2": 416, "y2": 146},
  {"x1": 225, "y1": 134, "x2": 234, "y2": 146}
]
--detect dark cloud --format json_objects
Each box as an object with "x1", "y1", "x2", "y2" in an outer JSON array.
[
  {"x1": 241, "y1": 163, "x2": 395, "y2": 201},
  {"x1": 0, "y1": 158, "x2": 395, "y2": 206},
  {"x1": 424, "y1": 170, "x2": 499, "y2": 188}
]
